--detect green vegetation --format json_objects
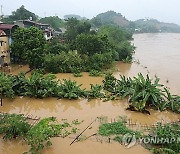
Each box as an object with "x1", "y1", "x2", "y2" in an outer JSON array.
[
  {"x1": 91, "y1": 11, "x2": 129, "y2": 28},
  {"x1": 0, "y1": 71, "x2": 180, "y2": 115},
  {"x1": 0, "y1": 113, "x2": 81, "y2": 154},
  {"x1": 97, "y1": 26, "x2": 135, "y2": 61},
  {"x1": 0, "y1": 114, "x2": 30, "y2": 139},
  {"x1": 73, "y1": 72, "x2": 83, "y2": 77},
  {"x1": 64, "y1": 14, "x2": 86, "y2": 20},
  {"x1": 134, "y1": 19, "x2": 180, "y2": 33},
  {"x1": 57, "y1": 79, "x2": 86, "y2": 99},
  {"x1": 39, "y1": 16, "x2": 64, "y2": 31},
  {"x1": 44, "y1": 51, "x2": 84, "y2": 73},
  {"x1": 98, "y1": 117, "x2": 180, "y2": 153},
  {"x1": 87, "y1": 84, "x2": 104, "y2": 100},
  {"x1": 1, "y1": 5, "x2": 38, "y2": 23},
  {"x1": 149, "y1": 123, "x2": 180, "y2": 154},
  {"x1": 11, "y1": 27, "x2": 46, "y2": 69},
  {"x1": 98, "y1": 117, "x2": 141, "y2": 143},
  {"x1": 11, "y1": 16, "x2": 134, "y2": 73},
  {"x1": 65, "y1": 18, "x2": 91, "y2": 43},
  {"x1": 89, "y1": 70, "x2": 102, "y2": 77},
  {"x1": 0, "y1": 73, "x2": 14, "y2": 106},
  {"x1": 103, "y1": 73, "x2": 180, "y2": 114},
  {"x1": 1, "y1": 71, "x2": 179, "y2": 115}
]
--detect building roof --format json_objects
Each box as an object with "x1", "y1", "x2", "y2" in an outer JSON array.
[
  {"x1": 18, "y1": 20, "x2": 50, "y2": 26},
  {"x1": 0, "y1": 24, "x2": 18, "y2": 30},
  {"x1": 0, "y1": 30, "x2": 6, "y2": 36}
]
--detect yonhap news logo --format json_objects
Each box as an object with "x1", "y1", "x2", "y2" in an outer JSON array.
[{"x1": 122, "y1": 133, "x2": 180, "y2": 148}]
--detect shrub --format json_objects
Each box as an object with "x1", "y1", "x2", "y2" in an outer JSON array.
[
  {"x1": 88, "y1": 52, "x2": 114, "y2": 71},
  {"x1": 115, "y1": 41, "x2": 135, "y2": 61},
  {"x1": 44, "y1": 51, "x2": 84, "y2": 73},
  {"x1": 89, "y1": 70, "x2": 102, "y2": 77},
  {"x1": 75, "y1": 33, "x2": 111, "y2": 56},
  {"x1": 0, "y1": 73, "x2": 14, "y2": 106},
  {"x1": 149, "y1": 123, "x2": 180, "y2": 154},
  {"x1": 0, "y1": 114, "x2": 30, "y2": 139}
]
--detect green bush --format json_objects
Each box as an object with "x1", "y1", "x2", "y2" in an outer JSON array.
[
  {"x1": 75, "y1": 33, "x2": 111, "y2": 56},
  {"x1": 46, "y1": 38, "x2": 68, "y2": 54},
  {"x1": 115, "y1": 41, "x2": 135, "y2": 61},
  {"x1": 44, "y1": 51, "x2": 84, "y2": 73},
  {"x1": 149, "y1": 123, "x2": 180, "y2": 154},
  {"x1": 0, "y1": 73, "x2": 14, "y2": 106},
  {"x1": 0, "y1": 113, "x2": 81, "y2": 154},
  {"x1": 0, "y1": 114, "x2": 30, "y2": 140},
  {"x1": 88, "y1": 52, "x2": 114, "y2": 71}
]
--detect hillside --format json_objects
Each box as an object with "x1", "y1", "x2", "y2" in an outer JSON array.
[
  {"x1": 2, "y1": 5, "x2": 180, "y2": 34},
  {"x1": 64, "y1": 14, "x2": 87, "y2": 20},
  {"x1": 134, "y1": 18, "x2": 180, "y2": 33},
  {"x1": 91, "y1": 11, "x2": 130, "y2": 28}
]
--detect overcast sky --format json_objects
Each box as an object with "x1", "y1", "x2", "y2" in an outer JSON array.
[{"x1": 1, "y1": 0, "x2": 180, "y2": 25}]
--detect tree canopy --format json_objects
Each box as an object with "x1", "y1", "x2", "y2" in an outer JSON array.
[
  {"x1": 11, "y1": 27, "x2": 46, "y2": 69},
  {"x1": 10, "y1": 5, "x2": 37, "y2": 21},
  {"x1": 91, "y1": 11, "x2": 129, "y2": 28},
  {"x1": 1, "y1": 5, "x2": 38, "y2": 24},
  {"x1": 65, "y1": 18, "x2": 91, "y2": 42},
  {"x1": 39, "y1": 16, "x2": 64, "y2": 31}
]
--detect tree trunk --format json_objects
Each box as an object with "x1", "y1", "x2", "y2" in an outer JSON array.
[{"x1": 1, "y1": 93, "x2": 2, "y2": 106}]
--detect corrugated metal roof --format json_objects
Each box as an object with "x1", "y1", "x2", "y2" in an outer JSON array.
[
  {"x1": 0, "y1": 24, "x2": 16, "y2": 30},
  {"x1": 21, "y1": 20, "x2": 50, "y2": 26}
]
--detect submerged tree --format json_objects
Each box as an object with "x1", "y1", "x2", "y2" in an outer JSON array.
[{"x1": 0, "y1": 73, "x2": 14, "y2": 106}]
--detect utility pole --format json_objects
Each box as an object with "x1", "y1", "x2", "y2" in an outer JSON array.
[{"x1": 0, "y1": 5, "x2": 3, "y2": 20}]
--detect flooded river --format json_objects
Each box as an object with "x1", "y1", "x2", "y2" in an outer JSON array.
[{"x1": 0, "y1": 33, "x2": 180, "y2": 154}]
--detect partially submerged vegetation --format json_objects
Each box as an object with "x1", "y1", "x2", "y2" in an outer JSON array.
[
  {"x1": 103, "y1": 73, "x2": 180, "y2": 114},
  {"x1": 1, "y1": 5, "x2": 180, "y2": 154},
  {"x1": 11, "y1": 17, "x2": 135, "y2": 74},
  {"x1": 0, "y1": 113, "x2": 82, "y2": 154},
  {"x1": 150, "y1": 122, "x2": 180, "y2": 154},
  {"x1": 98, "y1": 117, "x2": 141, "y2": 142},
  {"x1": 0, "y1": 71, "x2": 179, "y2": 115},
  {"x1": 98, "y1": 117, "x2": 180, "y2": 154}
]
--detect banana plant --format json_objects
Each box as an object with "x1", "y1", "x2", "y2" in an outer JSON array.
[
  {"x1": 27, "y1": 71, "x2": 58, "y2": 98},
  {"x1": 103, "y1": 73, "x2": 117, "y2": 92},
  {"x1": 129, "y1": 73, "x2": 164, "y2": 111},
  {"x1": 164, "y1": 88, "x2": 180, "y2": 113},
  {"x1": 57, "y1": 79, "x2": 86, "y2": 99},
  {"x1": 87, "y1": 84, "x2": 105, "y2": 101}
]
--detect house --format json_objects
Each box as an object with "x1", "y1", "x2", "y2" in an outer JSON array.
[
  {"x1": 0, "y1": 30, "x2": 10, "y2": 65},
  {"x1": 14, "y1": 20, "x2": 54, "y2": 40},
  {"x1": 0, "y1": 24, "x2": 19, "y2": 45}
]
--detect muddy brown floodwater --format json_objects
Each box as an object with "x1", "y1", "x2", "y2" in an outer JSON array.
[{"x1": 0, "y1": 33, "x2": 180, "y2": 154}]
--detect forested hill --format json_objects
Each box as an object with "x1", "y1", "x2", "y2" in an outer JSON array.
[
  {"x1": 64, "y1": 14, "x2": 87, "y2": 20},
  {"x1": 90, "y1": 11, "x2": 130, "y2": 28},
  {"x1": 2, "y1": 5, "x2": 180, "y2": 33},
  {"x1": 134, "y1": 19, "x2": 180, "y2": 33},
  {"x1": 90, "y1": 11, "x2": 180, "y2": 33}
]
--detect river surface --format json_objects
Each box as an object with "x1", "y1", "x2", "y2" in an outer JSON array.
[{"x1": 0, "y1": 33, "x2": 180, "y2": 154}]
